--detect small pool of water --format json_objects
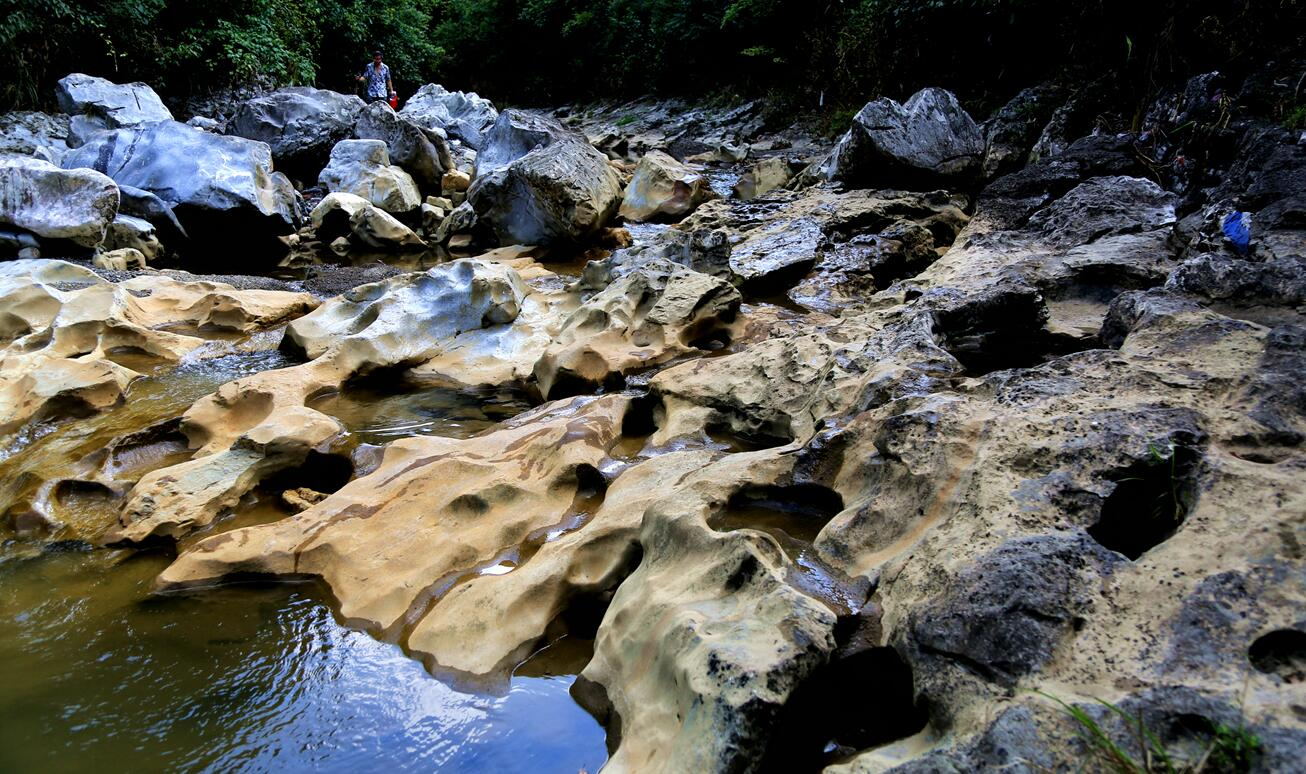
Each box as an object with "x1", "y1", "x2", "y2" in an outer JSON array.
[
  {"x1": 310, "y1": 384, "x2": 534, "y2": 445},
  {"x1": 0, "y1": 543, "x2": 609, "y2": 773}
]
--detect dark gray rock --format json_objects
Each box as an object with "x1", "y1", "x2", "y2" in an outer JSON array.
[
  {"x1": 1026, "y1": 175, "x2": 1176, "y2": 248},
  {"x1": 905, "y1": 532, "x2": 1120, "y2": 690},
  {"x1": 118, "y1": 184, "x2": 188, "y2": 246},
  {"x1": 399, "y1": 83, "x2": 498, "y2": 150},
  {"x1": 474, "y1": 109, "x2": 575, "y2": 175},
  {"x1": 0, "y1": 112, "x2": 72, "y2": 164},
  {"x1": 354, "y1": 101, "x2": 453, "y2": 189},
  {"x1": 821, "y1": 87, "x2": 984, "y2": 189},
  {"x1": 65, "y1": 121, "x2": 299, "y2": 265},
  {"x1": 55, "y1": 73, "x2": 172, "y2": 147},
  {"x1": 468, "y1": 119, "x2": 623, "y2": 246},
  {"x1": 227, "y1": 87, "x2": 364, "y2": 179},
  {"x1": 982, "y1": 84, "x2": 1065, "y2": 179}
]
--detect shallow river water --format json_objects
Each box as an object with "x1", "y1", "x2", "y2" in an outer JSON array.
[{"x1": 0, "y1": 342, "x2": 609, "y2": 772}]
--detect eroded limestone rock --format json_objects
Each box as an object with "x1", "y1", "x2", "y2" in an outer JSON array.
[
  {"x1": 0, "y1": 155, "x2": 119, "y2": 248},
  {"x1": 319, "y1": 139, "x2": 421, "y2": 214},
  {"x1": 618, "y1": 150, "x2": 717, "y2": 223}
]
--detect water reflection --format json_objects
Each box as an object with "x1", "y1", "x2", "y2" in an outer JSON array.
[{"x1": 0, "y1": 544, "x2": 608, "y2": 773}]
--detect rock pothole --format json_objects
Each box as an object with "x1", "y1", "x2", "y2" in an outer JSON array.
[
  {"x1": 1088, "y1": 444, "x2": 1200, "y2": 560},
  {"x1": 759, "y1": 645, "x2": 928, "y2": 771},
  {"x1": 1249, "y1": 629, "x2": 1306, "y2": 682}
]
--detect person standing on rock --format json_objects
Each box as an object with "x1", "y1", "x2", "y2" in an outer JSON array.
[{"x1": 357, "y1": 49, "x2": 396, "y2": 105}]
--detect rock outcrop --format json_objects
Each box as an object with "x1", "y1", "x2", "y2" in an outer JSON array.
[
  {"x1": 319, "y1": 139, "x2": 421, "y2": 214},
  {"x1": 469, "y1": 110, "x2": 623, "y2": 246},
  {"x1": 618, "y1": 150, "x2": 717, "y2": 222},
  {"x1": 227, "y1": 86, "x2": 364, "y2": 177},
  {"x1": 353, "y1": 101, "x2": 453, "y2": 189},
  {"x1": 63, "y1": 120, "x2": 299, "y2": 264},
  {"x1": 0, "y1": 155, "x2": 119, "y2": 248},
  {"x1": 0, "y1": 259, "x2": 316, "y2": 438},
  {"x1": 55, "y1": 73, "x2": 172, "y2": 147},
  {"x1": 310, "y1": 192, "x2": 426, "y2": 251},
  {"x1": 821, "y1": 87, "x2": 984, "y2": 188},
  {"x1": 399, "y1": 83, "x2": 499, "y2": 150}
]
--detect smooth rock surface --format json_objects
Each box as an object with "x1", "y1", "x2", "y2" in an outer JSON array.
[
  {"x1": 0, "y1": 155, "x2": 119, "y2": 248},
  {"x1": 319, "y1": 139, "x2": 421, "y2": 214},
  {"x1": 618, "y1": 151, "x2": 717, "y2": 222}
]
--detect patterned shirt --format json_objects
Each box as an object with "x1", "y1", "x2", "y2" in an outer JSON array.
[{"x1": 363, "y1": 63, "x2": 391, "y2": 98}]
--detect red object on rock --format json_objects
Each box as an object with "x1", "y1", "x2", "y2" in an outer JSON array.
[{"x1": 389, "y1": 94, "x2": 398, "y2": 109}]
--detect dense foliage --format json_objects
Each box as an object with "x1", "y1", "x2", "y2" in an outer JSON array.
[{"x1": 3, "y1": 0, "x2": 1302, "y2": 115}]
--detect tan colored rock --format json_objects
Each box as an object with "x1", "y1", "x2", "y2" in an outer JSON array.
[
  {"x1": 92, "y1": 247, "x2": 147, "y2": 271},
  {"x1": 732, "y1": 156, "x2": 792, "y2": 200},
  {"x1": 534, "y1": 259, "x2": 741, "y2": 399},
  {"x1": 0, "y1": 259, "x2": 317, "y2": 435},
  {"x1": 310, "y1": 192, "x2": 426, "y2": 251},
  {"x1": 113, "y1": 259, "x2": 529, "y2": 542},
  {"x1": 618, "y1": 150, "x2": 718, "y2": 222},
  {"x1": 441, "y1": 168, "x2": 471, "y2": 194},
  {"x1": 158, "y1": 394, "x2": 633, "y2": 638},
  {"x1": 319, "y1": 139, "x2": 421, "y2": 214}
]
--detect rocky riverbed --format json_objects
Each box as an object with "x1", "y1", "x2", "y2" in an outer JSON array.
[{"x1": 1, "y1": 69, "x2": 1304, "y2": 772}]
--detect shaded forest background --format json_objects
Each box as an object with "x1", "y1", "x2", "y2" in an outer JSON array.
[{"x1": 3, "y1": 0, "x2": 1304, "y2": 120}]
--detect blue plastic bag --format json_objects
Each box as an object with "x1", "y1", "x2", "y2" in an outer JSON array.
[{"x1": 1222, "y1": 211, "x2": 1251, "y2": 254}]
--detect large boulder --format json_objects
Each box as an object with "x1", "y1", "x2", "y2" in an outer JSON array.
[
  {"x1": 353, "y1": 101, "x2": 453, "y2": 189},
  {"x1": 318, "y1": 139, "x2": 421, "y2": 214},
  {"x1": 822, "y1": 87, "x2": 984, "y2": 188},
  {"x1": 63, "y1": 121, "x2": 299, "y2": 265},
  {"x1": 468, "y1": 110, "x2": 623, "y2": 245},
  {"x1": 310, "y1": 192, "x2": 426, "y2": 251},
  {"x1": 470, "y1": 140, "x2": 624, "y2": 246},
  {"x1": 474, "y1": 109, "x2": 574, "y2": 175},
  {"x1": 227, "y1": 87, "x2": 365, "y2": 178},
  {"x1": 399, "y1": 83, "x2": 499, "y2": 150},
  {"x1": 618, "y1": 150, "x2": 718, "y2": 222},
  {"x1": 55, "y1": 73, "x2": 172, "y2": 148},
  {"x1": 0, "y1": 112, "x2": 72, "y2": 164},
  {"x1": 0, "y1": 155, "x2": 118, "y2": 248}
]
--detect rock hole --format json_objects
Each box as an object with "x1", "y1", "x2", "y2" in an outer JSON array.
[
  {"x1": 260, "y1": 451, "x2": 354, "y2": 496},
  {"x1": 1249, "y1": 629, "x2": 1306, "y2": 682},
  {"x1": 1088, "y1": 445, "x2": 1200, "y2": 560},
  {"x1": 711, "y1": 483, "x2": 845, "y2": 556},
  {"x1": 935, "y1": 288, "x2": 1092, "y2": 375},
  {"x1": 759, "y1": 646, "x2": 928, "y2": 771}
]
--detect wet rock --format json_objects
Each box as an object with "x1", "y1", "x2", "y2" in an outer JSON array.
[
  {"x1": 469, "y1": 114, "x2": 623, "y2": 245},
  {"x1": 0, "y1": 111, "x2": 72, "y2": 164},
  {"x1": 399, "y1": 83, "x2": 499, "y2": 150},
  {"x1": 55, "y1": 73, "x2": 172, "y2": 146},
  {"x1": 577, "y1": 449, "x2": 838, "y2": 772},
  {"x1": 111, "y1": 259, "x2": 525, "y2": 542},
  {"x1": 0, "y1": 155, "x2": 119, "y2": 249},
  {"x1": 0, "y1": 259, "x2": 316, "y2": 437},
  {"x1": 228, "y1": 86, "x2": 364, "y2": 178},
  {"x1": 310, "y1": 192, "x2": 426, "y2": 251},
  {"x1": 319, "y1": 139, "x2": 421, "y2": 214},
  {"x1": 353, "y1": 100, "x2": 453, "y2": 189},
  {"x1": 64, "y1": 121, "x2": 299, "y2": 266},
  {"x1": 618, "y1": 150, "x2": 717, "y2": 222},
  {"x1": 821, "y1": 87, "x2": 984, "y2": 188},
  {"x1": 733, "y1": 156, "x2": 794, "y2": 201}
]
